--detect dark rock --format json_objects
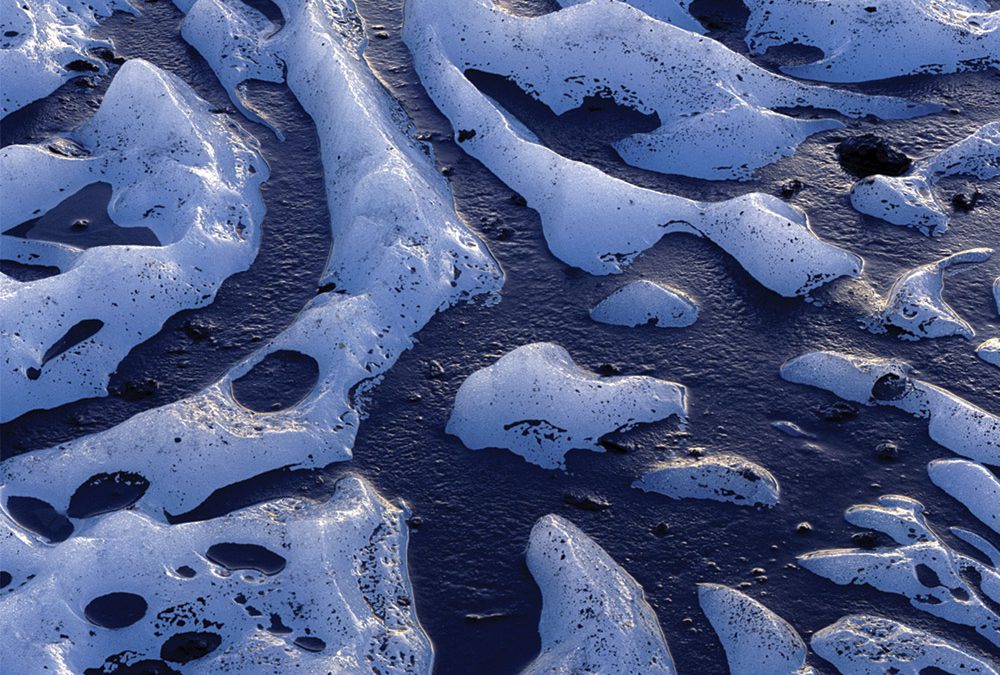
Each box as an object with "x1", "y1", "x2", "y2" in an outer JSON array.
[
  {"x1": 796, "y1": 521, "x2": 813, "y2": 534},
  {"x1": 814, "y1": 400, "x2": 859, "y2": 422},
  {"x1": 91, "y1": 47, "x2": 126, "y2": 64},
  {"x1": 779, "y1": 179, "x2": 803, "y2": 197},
  {"x1": 427, "y1": 360, "x2": 445, "y2": 379},
  {"x1": 493, "y1": 226, "x2": 515, "y2": 241},
  {"x1": 563, "y1": 492, "x2": 611, "y2": 511},
  {"x1": 851, "y1": 530, "x2": 880, "y2": 549},
  {"x1": 109, "y1": 377, "x2": 159, "y2": 402},
  {"x1": 182, "y1": 318, "x2": 213, "y2": 340},
  {"x1": 875, "y1": 441, "x2": 899, "y2": 461},
  {"x1": 373, "y1": 30, "x2": 390, "y2": 39},
  {"x1": 652, "y1": 521, "x2": 670, "y2": 537},
  {"x1": 952, "y1": 191, "x2": 982, "y2": 212},
  {"x1": 71, "y1": 218, "x2": 89, "y2": 230},
  {"x1": 836, "y1": 134, "x2": 912, "y2": 177},
  {"x1": 596, "y1": 363, "x2": 621, "y2": 376},
  {"x1": 407, "y1": 516, "x2": 424, "y2": 528},
  {"x1": 160, "y1": 631, "x2": 222, "y2": 663}
]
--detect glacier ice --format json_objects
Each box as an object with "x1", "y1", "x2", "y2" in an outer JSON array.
[
  {"x1": 799, "y1": 494, "x2": 1000, "y2": 647},
  {"x1": 1, "y1": 0, "x2": 502, "y2": 517},
  {"x1": 1, "y1": 59, "x2": 267, "y2": 422},
  {"x1": 405, "y1": 0, "x2": 864, "y2": 297},
  {"x1": 870, "y1": 248, "x2": 992, "y2": 340},
  {"x1": 0, "y1": 474, "x2": 433, "y2": 673},
  {"x1": 406, "y1": 0, "x2": 935, "y2": 180},
  {"x1": 634, "y1": 453, "x2": 780, "y2": 506},
  {"x1": 556, "y1": 0, "x2": 704, "y2": 33},
  {"x1": 978, "y1": 338, "x2": 1000, "y2": 368},
  {"x1": 0, "y1": 0, "x2": 134, "y2": 116},
  {"x1": 781, "y1": 351, "x2": 1000, "y2": 465},
  {"x1": 697, "y1": 584, "x2": 813, "y2": 675},
  {"x1": 744, "y1": 0, "x2": 1000, "y2": 82},
  {"x1": 851, "y1": 122, "x2": 1000, "y2": 235},
  {"x1": 525, "y1": 514, "x2": 677, "y2": 674},
  {"x1": 447, "y1": 342, "x2": 687, "y2": 469},
  {"x1": 590, "y1": 280, "x2": 698, "y2": 328},
  {"x1": 928, "y1": 458, "x2": 1000, "y2": 535},
  {"x1": 812, "y1": 614, "x2": 998, "y2": 675}
]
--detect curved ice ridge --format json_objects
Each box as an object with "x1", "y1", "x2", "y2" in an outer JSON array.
[
  {"x1": 781, "y1": 351, "x2": 1000, "y2": 465},
  {"x1": 871, "y1": 248, "x2": 992, "y2": 339},
  {"x1": 1, "y1": 0, "x2": 502, "y2": 517},
  {"x1": 406, "y1": 0, "x2": 934, "y2": 181},
  {"x1": 634, "y1": 453, "x2": 780, "y2": 506},
  {"x1": 0, "y1": 474, "x2": 432, "y2": 673},
  {"x1": 0, "y1": 59, "x2": 267, "y2": 422},
  {"x1": 525, "y1": 514, "x2": 677, "y2": 674},
  {"x1": 744, "y1": 0, "x2": 1000, "y2": 82},
  {"x1": 0, "y1": 0, "x2": 135, "y2": 116},
  {"x1": 697, "y1": 584, "x2": 813, "y2": 675},
  {"x1": 447, "y1": 342, "x2": 687, "y2": 469},
  {"x1": 812, "y1": 614, "x2": 998, "y2": 675},
  {"x1": 978, "y1": 338, "x2": 1000, "y2": 368},
  {"x1": 928, "y1": 458, "x2": 1000, "y2": 535},
  {"x1": 404, "y1": 1, "x2": 864, "y2": 296},
  {"x1": 591, "y1": 280, "x2": 698, "y2": 328},
  {"x1": 557, "y1": 0, "x2": 704, "y2": 33},
  {"x1": 851, "y1": 122, "x2": 1000, "y2": 235},
  {"x1": 799, "y1": 494, "x2": 1000, "y2": 647}
]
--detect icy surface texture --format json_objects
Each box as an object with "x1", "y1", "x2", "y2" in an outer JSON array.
[
  {"x1": 812, "y1": 614, "x2": 998, "y2": 675},
  {"x1": 697, "y1": 584, "x2": 813, "y2": 675},
  {"x1": 407, "y1": 0, "x2": 934, "y2": 180},
  {"x1": 799, "y1": 495, "x2": 1000, "y2": 647},
  {"x1": 590, "y1": 280, "x2": 698, "y2": 328},
  {"x1": 1, "y1": 0, "x2": 502, "y2": 517},
  {"x1": 928, "y1": 458, "x2": 1000, "y2": 534},
  {"x1": 851, "y1": 122, "x2": 1000, "y2": 235},
  {"x1": 0, "y1": 475, "x2": 433, "y2": 673},
  {"x1": 557, "y1": 0, "x2": 704, "y2": 32},
  {"x1": 0, "y1": 59, "x2": 267, "y2": 422},
  {"x1": 744, "y1": 0, "x2": 1000, "y2": 82},
  {"x1": 781, "y1": 351, "x2": 1000, "y2": 465},
  {"x1": 524, "y1": 514, "x2": 677, "y2": 674},
  {"x1": 405, "y1": 0, "x2": 864, "y2": 297},
  {"x1": 978, "y1": 338, "x2": 1000, "y2": 367},
  {"x1": 634, "y1": 454, "x2": 780, "y2": 506},
  {"x1": 447, "y1": 342, "x2": 687, "y2": 469},
  {"x1": 0, "y1": 0, "x2": 134, "y2": 116},
  {"x1": 870, "y1": 248, "x2": 992, "y2": 339}
]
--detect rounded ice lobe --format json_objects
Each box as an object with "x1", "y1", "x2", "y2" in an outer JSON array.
[
  {"x1": 697, "y1": 584, "x2": 812, "y2": 675},
  {"x1": 446, "y1": 342, "x2": 687, "y2": 469},
  {"x1": 928, "y1": 459, "x2": 1000, "y2": 535},
  {"x1": 590, "y1": 280, "x2": 698, "y2": 328},
  {"x1": 634, "y1": 453, "x2": 780, "y2": 506},
  {"x1": 978, "y1": 338, "x2": 1000, "y2": 368},
  {"x1": 525, "y1": 514, "x2": 676, "y2": 674},
  {"x1": 812, "y1": 614, "x2": 998, "y2": 675},
  {"x1": 84, "y1": 592, "x2": 148, "y2": 629}
]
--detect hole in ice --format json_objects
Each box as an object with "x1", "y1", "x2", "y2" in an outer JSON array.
[
  {"x1": 205, "y1": 542, "x2": 287, "y2": 575},
  {"x1": 266, "y1": 612, "x2": 293, "y2": 634},
  {"x1": 230, "y1": 350, "x2": 319, "y2": 412},
  {"x1": 2, "y1": 182, "x2": 159, "y2": 249},
  {"x1": 40, "y1": 319, "x2": 105, "y2": 367},
  {"x1": 84, "y1": 659, "x2": 179, "y2": 675},
  {"x1": 293, "y1": 636, "x2": 326, "y2": 652},
  {"x1": 175, "y1": 566, "x2": 197, "y2": 579},
  {"x1": 159, "y1": 631, "x2": 222, "y2": 664},
  {"x1": 0, "y1": 260, "x2": 60, "y2": 281},
  {"x1": 871, "y1": 372, "x2": 909, "y2": 401},
  {"x1": 84, "y1": 591, "x2": 148, "y2": 629},
  {"x1": 914, "y1": 563, "x2": 943, "y2": 589},
  {"x1": 67, "y1": 471, "x2": 150, "y2": 518},
  {"x1": 5, "y1": 495, "x2": 73, "y2": 542},
  {"x1": 0, "y1": 571, "x2": 11, "y2": 588}
]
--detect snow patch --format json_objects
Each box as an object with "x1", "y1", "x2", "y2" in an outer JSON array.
[
  {"x1": 928, "y1": 458, "x2": 1000, "y2": 534},
  {"x1": 634, "y1": 453, "x2": 780, "y2": 506},
  {"x1": 590, "y1": 280, "x2": 698, "y2": 328}
]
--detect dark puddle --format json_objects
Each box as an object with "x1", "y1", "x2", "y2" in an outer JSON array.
[
  {"x1": 205, "y1": 542, "x2": 287, "y2": 575},
  {"x1": 2, "y1": 182, "x2": 159, "y2": 248},
  {"x1": 159, "y1": 631, "x2": 222, "y2": 663},
  {"x1": 85, "y1": 659, "x2": 179, "y2": 675},
  {"x1": 174, "y1": 565, "x2": 197, "y2": 579},
  {"x1": 0, "y1": 260, "x2": 61, "y2": 281},
  {"x1": 292, "y1": 635, "x2": 326, "y2": 652},
  {"x1": 84, "y1": 591, "x2": 148, "y2": 629},
  {"x1": 67, "y1": 471, "x2": 150, "y2": 518},
  {"x1": 5, "y1": 495, "x2": 74, "y2": 543},
  {"x1": 230, "y1": 350, "x2": 320, "y2": 412}
]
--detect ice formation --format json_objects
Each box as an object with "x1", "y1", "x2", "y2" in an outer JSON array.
[
  {"x1": 590, "y1": 280, "x2": 698, "y2": 328},
  {"x1": 743, "y1": 0, "x2": 1000, "y2": 82},
  {"x1": 871, "y1": 248, "x2": 992, "y2": 339},
  {"x1": 781, "y1": 351, "x2": 1000, "y2": 465},
  {"x1": 812, "y1": 614, "x2": 998, "y2": 675},
  {"x1": 1, "y1": 59, "x2": 267, "y2": 421},
  {"x1": 407, "y1": 0, "x2": 934, "y2": 180},
  {"x1": 928, "y1": 458, "x2": 1000, "y2": 535},
  {"x1": 799, "y1": 495, "x2": 1000, "y2": 647},
  {"x1": 1, "y1": 0, "x2": 502, "y2": 517},
  {"x1": 557, "y1": 0, "x2": 704, "y2": 33},
  {"x1": 0, "y1": 0, "x2": 134, "y2": 116},
  {"x1": 524, "y1": 514, "x2": 677, "y2": 674},
  {"x1": 0, "y1": 475, "x2": 433, "y2": 673},
  {"x1": 851, "y1": 122, "x2": 1000, "y2": 235},
  {"x1": 404, "y1": 0, "x2": 867, "y2": 296},
  {"x1": 978, "y1": 338, "x2": 1000, "y2": 368},
  {"x1": 697, "y1": 584, "x2": 813, "y2": 675},
  {"x1": 634, "y1": 453, "x2": 780, "y2": 506},
  {"x1": 447, "y1": 342, "x2": 687, "y2": 469},
  {"x1": 995, "y1": 277, "x2": 1000, "y2": 313}
]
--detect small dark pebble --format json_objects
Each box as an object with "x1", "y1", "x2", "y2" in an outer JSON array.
[
  {"x1": 875, "y1": 441, "x2": 899, "y2": 461},
  {"x1": 836, "y1": 134, "x2": 911, "y2": 177},
  {"x1": 652, "y1": 522, "x2": 670, "y2": 537},
  {"x1": 373, "y1": 30, "x2": 390, "y2": 39},
  {"x1": 109, "y1": 377, "x2": 159, "y2": 402},
  {"x1": 563, "y1": 492, "x2": 611, "y2": 511},
  {"x1": 427, "y1": 360, "x2": 445, "y2": 378},
  {"x1": 407, "y1": 516, "x2": 424, "y2": 528},
  {"x1": 952, "y1": 191, "x2": 982, "y2": 212},
  {"x1": 182, "y1": 319, "x2": 213, "y2": 341},
  {"x1": 796, "y1": 521, "x2": 813, "y2": 534},
  {"x1": 814, "y1": 400, "x2": 859, "y2": 422},
  {"x1": 71, "y1": 218, "x2": 89, "y2": 230},
  {"x1": 779, "y1": 179, "x2": 803, "y2": 197}
]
